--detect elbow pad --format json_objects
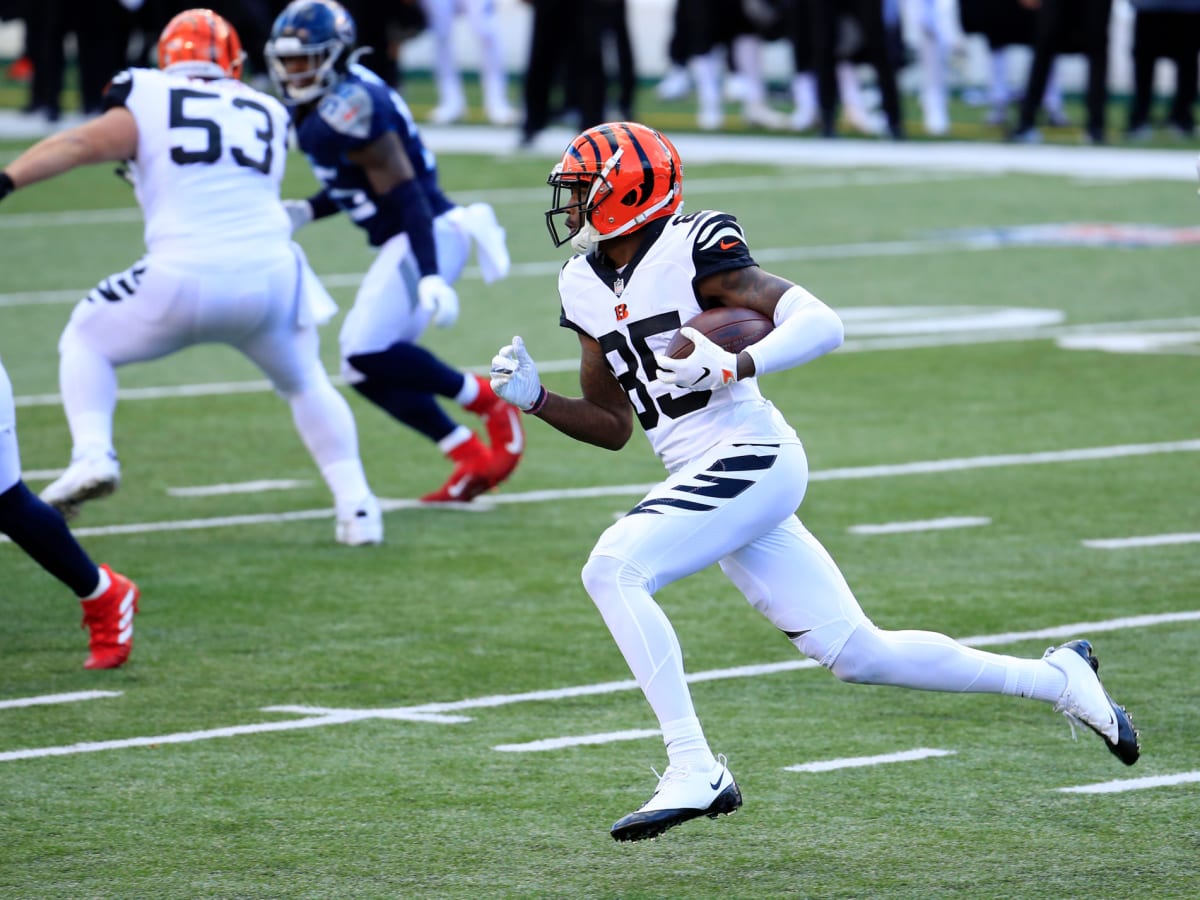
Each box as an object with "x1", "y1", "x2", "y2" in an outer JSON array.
[{"x1": 744, "y1": 285, "x2": 844, "y2": 377}]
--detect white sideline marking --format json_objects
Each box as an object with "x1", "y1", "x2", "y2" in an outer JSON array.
[
  {"x1": 849, "y1": 516, "x2": 991, "y2": 535},
  {"x1": 494, "y1": 729, "x2": 662, "y2": 753},
  {"x1": 3, "y1": 439, "x2": 1198, "y2": 544},
  {"x1": 167, "y1": 479, "x2": 311, "y2": 498},
  {"x1": 1083, "y1": 532, "x2": 1200, "y2": 550},
  {"x1": 3, "y1": 610, "x2": 1197, "y2": 763},
  {"x1": 0, "y1": 690, "x2": 122, "y2": 710},
  {"x1": 20, "y1": 468, "x2": 63, "y2": 481},
  {"x1": 785, "y1": 748, "x2": 956, "y2": 773},
  {"x1": 1058, "y1": 772, "x2": 1200, "y2": 794}
]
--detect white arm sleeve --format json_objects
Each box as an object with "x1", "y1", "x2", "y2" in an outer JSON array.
[{"x1": 744, "y1": 285, "x2": 845, "y2": 377}]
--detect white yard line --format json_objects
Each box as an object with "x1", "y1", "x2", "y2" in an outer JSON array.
[
  {"x1": 494, "y1": 729, "x2": 662, "y2": 753},
  {"x1": 1057, "y1": 773, "x2": 1200, "y2": 794},
  {"x1": 784, "y1": 748, "x2": 956, "y2": 773},
  {"x1": 6, "y1": 438, "x2": 1199, "y2": 542},
  {"x1": 849, "y1": 517, "x2": 991, "y2": 535},
  {"x1": 1083, "y1": 532, "x2": 1200, "y2": 550},
  {"x1": 0, "y1": 690, "x2": 121, "y2": 710},
  {"x1": 3, "y1": 610, "x2": 1197, "y2": 763},
  {"x1": 167, "y1": 480, "x2": 311, "y2": 498}
]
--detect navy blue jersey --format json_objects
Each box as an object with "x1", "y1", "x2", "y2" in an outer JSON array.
[{"x1": 292, "y1": 65, "x2": 452, "y2": 247}]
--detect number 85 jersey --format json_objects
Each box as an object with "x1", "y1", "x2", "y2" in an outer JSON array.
[
  {"x1": 103, "y1": 68, "x2": 291, "y2": 261},
  {"x1": 558, "y1": 210, "x2": 798, "y2": 473}
]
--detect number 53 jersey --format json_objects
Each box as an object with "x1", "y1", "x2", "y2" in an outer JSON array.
[
  {"x1": 103, "y1": 68, "x2": 292, "y2": 262},
  {"x1": 558, "y1": 210, "x2": 799, "y2": 473}
]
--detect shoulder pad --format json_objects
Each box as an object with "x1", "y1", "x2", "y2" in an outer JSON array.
[
  {"x1": 317, "y1": 81, "x2": 374, "y2": 140},
  {"x1": 102, "y1": 69, "x2": 136, "y2": 111},
  {"x1": 689, "y1": 211, "x2": 747, "y2": 253}
]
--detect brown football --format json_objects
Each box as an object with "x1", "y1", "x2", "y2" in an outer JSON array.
[{"x1": 666, "y1": 306, "x2": 775, "y2": 359}]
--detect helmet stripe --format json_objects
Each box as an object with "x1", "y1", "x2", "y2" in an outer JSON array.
[{"x1": 617, "y1": 123, "x2": 655, "y2": 207}]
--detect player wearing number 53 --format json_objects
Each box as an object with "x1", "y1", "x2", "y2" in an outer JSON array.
[
  {"x1": 0, "y1": 9, "x2": 382, "y2": 546},
  {"x1": 489, "y1": 121, "x2": 1139, "y2": 843}
]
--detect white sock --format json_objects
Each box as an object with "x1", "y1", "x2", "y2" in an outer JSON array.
[
  {"x1": 454, "y1": 374, "x2": 480, "y2": 407},
  {"x1": 81, "y1": 565, "x2": 110, "y2": 601},
  {"x1": 438, "y1": 425, "x2": 473, "y2": 454},
  {"x1": 661, "y1": 716, "x2": 716, "y2": 771},
  {"x1": 59, "y1": 338, "x2": 117, "y2": 457},
  {"x1": 288, "y1": 377, "x2": 371, "y2": 509}
]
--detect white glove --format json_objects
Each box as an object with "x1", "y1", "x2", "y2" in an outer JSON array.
[
  {"x1": 417, "y1": 274, "x2": 460, "y2": 328},
  {"x1": 490, "y1": 336, "x2": 544, "y2": 410},
  {"x1": 283, "y1": 199, "x2": 314, "y2": 233},
  {"x1": 654, "y1": 327, "x2": 739, "y2": 392}
]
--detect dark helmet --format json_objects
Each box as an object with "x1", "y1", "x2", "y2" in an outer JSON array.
[{"x1": 264, "y1": 0, "x2": 357, "y2": 106}]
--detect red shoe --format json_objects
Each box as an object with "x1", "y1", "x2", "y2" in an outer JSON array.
[
  {"x1": 7, "y1": 57, "x2": 32, "y2": 83},
  {"x1": 421, "y1": 435, "x2": 494, "y2": 503},
  {"x1": 80, "y1": 564, "x2": 140, "y2": 670},
  {"x1": 464, "y1": 375, "x2": 524, "y2": 486}
]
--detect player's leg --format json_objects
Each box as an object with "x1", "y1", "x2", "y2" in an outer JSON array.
[
  {"x1": 466, "y1": 0, "x2": 517, "y2": 124},
  {"x1": 338, "y1": 235, "x2": 511, "y2": 501},
  {"x1": 583, "y1": 441, "x2": 800, "y2": 840},
  {"x1": 237, "y1": 259, "x2": 381, "y2": 545},
  {"x1": 41, "y1": 260, "x2": 187, "y2": 518},
  {"x1": 422, "y1": 0, "x2": 466, "y2": 123},
  {"x1": 0, "y1": 360, "x2": 138, "y2": 668},
  {"x1": 720, "y1": 493, "x2": 1138, "y2": 764}
]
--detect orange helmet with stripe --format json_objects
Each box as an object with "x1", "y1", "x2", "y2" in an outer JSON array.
[
  {"x1": 546, "y1": 122, "x2": 683, "y2": 253},
  {"x1": 157, "y1": 8, "x2": 246, "y2": 80}
]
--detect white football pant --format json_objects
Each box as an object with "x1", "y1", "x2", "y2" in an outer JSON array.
[{"x1": 0, "y1": 358, "x2": 20, "y2": 492}]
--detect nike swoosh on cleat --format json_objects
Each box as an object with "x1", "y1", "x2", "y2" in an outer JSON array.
[
  {"x1": 447, "y1": 476, "x2": 472, "y2": 499},
  {"x1": 709, "y1": 774, "x2": 724, "y2": 790}
]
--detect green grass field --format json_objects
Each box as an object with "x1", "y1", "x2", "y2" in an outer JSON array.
[{"x1": 1, "y1": 134, "x2": 1198, "y2": 899}]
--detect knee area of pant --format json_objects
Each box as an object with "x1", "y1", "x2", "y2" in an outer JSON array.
[
  {"x1": 580, "y1": 553, "x2": 649, "y2": 599},
  {"x1": 824, "y1": 622, "x2": 888, "y2": 684},
  {"x1": 794, "y1": 619, "x2": 873, "y2": 681}
]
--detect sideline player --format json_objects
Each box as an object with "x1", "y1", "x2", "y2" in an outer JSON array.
[
  {"x1": 490, "y1": 121, "x2": 1139, "y2": 842},
  {"x1": 0, "y1": 353, "x2": 139, "y2": 668},
  {"x1": 0, "y1": 9, "x2": 383, "y2": 545},
  {"x1": 266, "y1": 0, "x2": 522, "y2": 503}
]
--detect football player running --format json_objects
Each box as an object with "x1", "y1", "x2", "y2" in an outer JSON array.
[
  {"x1": 265, "y1": 0, "x2": 522, "y2": 504},
  {"x1": 1, "y1": 352, "x2": 140, "y2": 668},
  {"x1": 489, "y1": 121, "x2": 1140, "y2": 843},
  {"x1": 0, "y1": 9, "x2": 384, "y2": 546}
]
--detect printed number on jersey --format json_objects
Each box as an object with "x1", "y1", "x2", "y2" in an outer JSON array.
[
  {"x1": 168, "y1": 88, "x2": 275, "y2": 173},
  {"x1": 598, "y1": 311, "x2": 710, "y2": 430}
]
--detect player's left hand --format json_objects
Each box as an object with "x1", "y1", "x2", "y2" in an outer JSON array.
[
  {"x1": 418, "y1": 275, "x2": 460, "y2": 328},
  {"x1": 653, "y1": 327, "x2": 739, "y2": 392}
]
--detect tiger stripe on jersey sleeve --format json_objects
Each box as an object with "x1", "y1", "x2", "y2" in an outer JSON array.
[{"x1": 688, "y1": 210, "x2": 757, "y2": 282}]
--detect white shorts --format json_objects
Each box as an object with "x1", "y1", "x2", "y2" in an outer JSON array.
[
  {"x1": 590, "y1": 439, "x2": 869, "y2": 641},
  {"x1": 337, "y1": 206, "x2": 483, "y2": 382},
  {"x1": 0, "y1": 358, "x2": 20, "y2": 492},
  {"x1": 60, "y1": 244, "x2": 333, "y2": 395}
]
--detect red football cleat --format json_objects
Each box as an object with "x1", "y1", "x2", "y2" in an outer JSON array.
[
  {"x1": 421, "y1": 434, "x2": 494, "y2": 503},
  {"x1": 80, "y1": 564, "x2": 140, "y2": 670},
  {"x1": 465, "y1": 375, "x2": 524, "y2": 487}
]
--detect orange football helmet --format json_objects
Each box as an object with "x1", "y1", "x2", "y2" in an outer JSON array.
[
  {"x1": 546, "y1": 121, "x2": 683, "y2": 252},
  {"x1": 157, "y1": 8, "x2": 246, "y2": 80}
]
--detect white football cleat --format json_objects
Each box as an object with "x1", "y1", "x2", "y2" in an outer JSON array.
[
  {"x1": 40, "y1": 451, "x2": 121, "y2": 520},
  {"x1": 336, "y1": 495, "x2": 383, "y2": 546},
  {"x1": 610, "y1": 755, "x2": 742, "y2": 842},
  {"x1": 1044, "y1": 639, "x2": 1139, "y2": 765}
]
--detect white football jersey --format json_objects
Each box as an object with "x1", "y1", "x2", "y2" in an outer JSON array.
[
  {"x1": 558, "y1": 210, "x2": 797, "y2": 472},
  {"x1": 106, "y1": 68, "x2": 291, "y2": 262}
]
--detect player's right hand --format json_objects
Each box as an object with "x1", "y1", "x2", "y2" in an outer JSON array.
[
  {"x1": 417, "y1": 275, "x2": 460, "y2": 328},
  {"x1": 490, "y1": 336, "x2": 544, "y2": 410},
  {"x1": 283, "y1": 199, "x2": 314, "y2": 233}
]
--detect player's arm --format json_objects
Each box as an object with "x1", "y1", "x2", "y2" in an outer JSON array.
[
  {"x1": 345, "y1": 130, "x2": 439, "y2": 277},
  {"x1": 491, "y1": 334, "x2": 634, "y2": 451},
  {"x1": 0, "y1": 108, "x2": 138, "y2": 201},
  {"x1": 693, "y1": 264, "x2": 845, "y2": 380}
]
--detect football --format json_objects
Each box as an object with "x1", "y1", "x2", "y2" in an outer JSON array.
[{"x1": 666, "y1": 306, "x2": 775, "y2": 359}]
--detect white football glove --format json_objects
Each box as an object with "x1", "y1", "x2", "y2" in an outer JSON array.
[
  {"x1": 283, "y1": 199, "x2": 314, "y2": 233},
  {"x1": 653, "y1": 327, "x2": 739, "y2": 392},
  {"x1": 490, "y1": 336, "x2": 544, "y2": 410},
  {"x1": 417, "y1": 274, "x2": 460, "y2": 328}
]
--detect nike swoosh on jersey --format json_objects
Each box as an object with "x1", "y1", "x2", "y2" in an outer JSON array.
[{"x1": 719, "y1": 239, "x2": 740, "y2": 250}]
